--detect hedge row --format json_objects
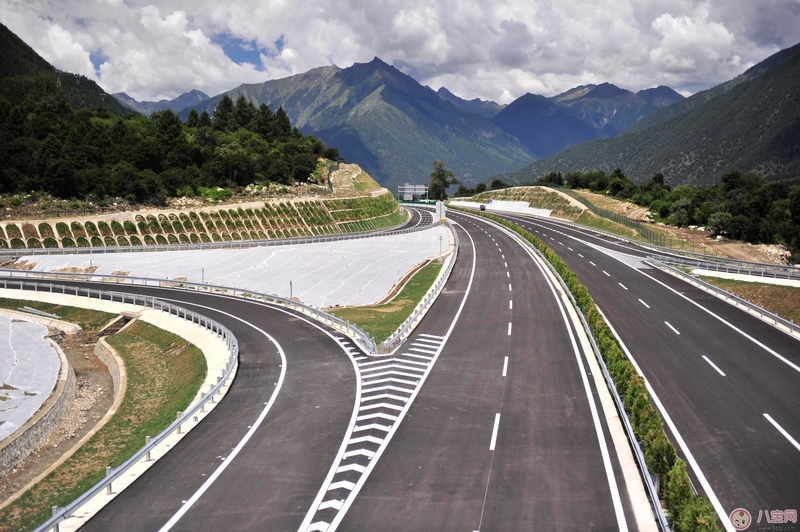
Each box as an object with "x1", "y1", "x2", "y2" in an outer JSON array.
[{"x1": 474, "y1": 210, "x2": 721, "y2": 532}]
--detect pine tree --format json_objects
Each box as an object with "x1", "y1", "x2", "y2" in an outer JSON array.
[{"x1": 212, "y1": 95, "x2": 234, "y2": 132}]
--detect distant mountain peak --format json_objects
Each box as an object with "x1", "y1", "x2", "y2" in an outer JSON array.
[
  {"x1": 584, "y1": 82, "x2": 631, "y2": 99},
  {"x1": 112, "y1": 89, "x2": 210, "y2": 114}
]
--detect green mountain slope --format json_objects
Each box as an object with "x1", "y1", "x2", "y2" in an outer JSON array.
[
  {"x1": 498, "y1": 44, "x2": 800, "y2": 186},
  {"x1": 184, "y1": 58, "x2": 534, "y2": 189},
  {"x1": 0, "y1": 22, "x2": 131, "y2": 117}
]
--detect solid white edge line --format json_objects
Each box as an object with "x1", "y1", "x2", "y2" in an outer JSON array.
[
  {"x1": 493, "y1": 224, "x2": 628, "y2": 531},
  {"x1": 597, "y1": 307, "x2": 736, "y2": 532},
  {"x1": 701, "y1": 355, "x2": 726, "y2": 377},
  {"x1": 665, "y1": 321, "x2": 681, "y2": 335},
  {"x1": 502, "y1": 356, "x2": 508, "y2": 377},
  {"x1": 158, "y1": 307, "x2": 288, "y2": 532},
  {"x1": 323, "y1": 220, "x2": 478, "y2": 531},
  {"x1": 763, "y1": 413, "x2": 800, "y2": 452},
  {"x1": 489, "y1": 413, "x2": 501, "y2": 451}
]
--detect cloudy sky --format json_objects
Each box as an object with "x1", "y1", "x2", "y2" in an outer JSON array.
[{"x1": 2, "y1": 0, "x2": 799, "y2": 104}]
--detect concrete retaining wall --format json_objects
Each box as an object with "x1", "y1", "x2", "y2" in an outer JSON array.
[{"x1": 0, "y1": 344, "x2": 76, "y2": 478}]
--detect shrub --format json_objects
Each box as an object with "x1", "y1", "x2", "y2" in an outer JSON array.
[
  {"x1": 144, "y1": 235, "x2": 156, "y2": 245},
  {"x1": 130, "y1": 235, "x2": 142, "y2": 246},
  {"x1": 26, "y1": 237, "x2": 42, "y2": 248},
  {"x1": 117, "y1": 236, "x2": 130, "y2": 246},
  {"x1": 75, "y1": 237, "x2": 89, "y2": 247},
  {"x1": 22, "y1": 224, "x2": 38, "y2": 239},
  {"x1": 10, "y1": 238, "x2": 24, "y2": 249},
  {"x1": 156, "y1": 235, "x2": 168, "y2": 245},
  {"x1": 85, "y1": 221, "x2": 99, "y2": 237},
  {"x1": 90, "y1": 236, "x2": 103, "y2": 247},
  {"x1": 104, "y1": 236, "x2": 116, "y2": 246},
  {"x1": 97, "y1": 221, "x2": 113, "y2": 236},
  {"x1": 0, "y1": 239, "x2": 8, "y2": 249},
  {"x1": 200, "y1": 233, "x2": 211, "y2": 243},
  {"x1": 43, "y1": 237, "x2": 59, "y2": 248}
]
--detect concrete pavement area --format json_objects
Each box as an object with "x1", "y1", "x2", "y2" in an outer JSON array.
[
  {"x1": 18, "y1": 227, "x2": 450, "y2": 309},
  {"x1": 0, "y1": 317, "x2": 60, "y2": 441}
]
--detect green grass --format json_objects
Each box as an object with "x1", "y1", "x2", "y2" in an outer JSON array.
[
  {"x1": 0, "y1": 320, "x2": 207, "y2": 532},
  {"x1": 0, "y1": 299, "x2": 115, "y2": 331},
  {"x1": 574, "y1": 211, "x2": 643, "y2": 240},
  {"x1": 699, "y1": 276, "x2": 800, "y2": 324},
  {"x1": 330, "y1": 261, "x2": 442, "y2": 343}
]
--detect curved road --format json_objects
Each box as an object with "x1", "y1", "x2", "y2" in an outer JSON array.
[{"x1": 11, "y1": 207, "x2": 653, "y2": 531}]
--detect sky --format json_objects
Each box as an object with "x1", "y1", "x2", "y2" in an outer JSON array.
[{"x1": 1, "y1": 0, "x2": 799, "y2": 104}]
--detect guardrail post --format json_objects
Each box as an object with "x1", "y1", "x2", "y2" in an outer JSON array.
[
  {"x1": 105, "y1": 466, "x2": 113, "y2": 494},
  {"x1": 176, "y1": 412, "x2": 183, "y2": 434},
  {"x1": 145, "y1": 436, "x2": 151, "y2": 461},
  {"x1": 51, "y1": 506, "x2": 60, "y2": 532}
]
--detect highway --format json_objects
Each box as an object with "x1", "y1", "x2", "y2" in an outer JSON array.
[
  {"x1": 11, "y1": 205, "x2": 656, "y2": 531},
  {"x1": 482, "y1": 210, "x2": 800, "y2": 530}
]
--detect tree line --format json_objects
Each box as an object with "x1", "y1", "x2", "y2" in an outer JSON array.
[
  {"x1": 538, "y1": 169, "x2": 800, "y2": 261},
  {"x1": 0, "y1": 92, "x2": 339, "y2": 205}
]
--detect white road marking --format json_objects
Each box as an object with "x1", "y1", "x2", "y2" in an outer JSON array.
[
  {"x1": 598, "y1": 308, "x2": 731, "y2": 531},
  {"x1": 568, "y1": 247, "x2": 573, "y2": 251},
  {"x1": 506, "y1": 271, "x2": 510, "y2": 278},
  {"x1": 665, "y1": 322, "x2": 681, "y2": 335},
  {"x1": 589, "y1": 261, "x2": 596, "y2": 266},
  {"x1": 508, "y1": 284, "x2": 512, "y2": 291},
  {"x1": 702, "y1": 356, "x2": 726, "y2": 376},
  {"x1": 638, "y1": 299, "x2": 650, "y2": 309},
  {"x1": 502, "y1": 357, "x2": 508, "y2": 377},
  {"x1": 509, "y1": 300, "x2": 513, "y2": 310},
  {"x1": 489, "y1": 413, "x2": 500, "y2": 451},
  {"x1": 508, "y1": 322, "x2": 512, "y2": 335},
  {"x1": 504, "y1": 262, "x2": 507, "y2": 268},
  {"x1": 578, "y1": 253, "x2": 584, "y2": 258},
  {"x1": 618, "y1": 283, "x2": 628, "y2": 290},
  {"x1": 764, "y1": 414, "x2": 800, "y2": 452},
  {"x1": 603, "y1": 271, "x2": 610, "y2": 277}
]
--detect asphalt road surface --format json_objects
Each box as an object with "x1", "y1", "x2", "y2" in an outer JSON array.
[{"x1": 487, "y1": 210, "x2": 800, "y2": 531}]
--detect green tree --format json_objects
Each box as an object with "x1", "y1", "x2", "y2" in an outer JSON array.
[
  {"x1": 428, "y1": 161, "x2": 459, "y2": 200},
  {"x1": 273, "y1": 106, "x2": 292, "y2": 138},
  {"x1": 233, "y1": 94, "x2": 256, "y2": 130},
  {"x1": 198, "y1": 110, "x2": 212, "y2": 128},
  {"x1": 212, "y1": 95, "x2": 234, "y2": 132},
  {"x1": 186, "y1": 108, "x2": 199, "y2": 128}
]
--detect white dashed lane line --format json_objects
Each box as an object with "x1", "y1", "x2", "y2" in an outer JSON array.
[
  {"x1": 764, "y1": 414, "x2": 800, "y2": 453},
  {"x1": 502, "y1": 357, "x2": 508, "y2": 377},
  {"x1": 603, "y1": 271, "x2": 610, "y2": 277},
  {"x1": 618, "y1": 283, "x2": 628, "y2": 290},
  {"x1": 490, "y1": 413, "x2": 501, "y2": 451},
  {"x1": 589, "y1": 261, "x2": 596, "y2": 266},
  {"x1": 702, "y1": 355, "x2": 726, "y2": 377},
  {"x1": 665, "y1": 322, "x2": 681, "y2": 335}
]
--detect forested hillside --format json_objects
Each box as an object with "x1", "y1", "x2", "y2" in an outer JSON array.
[{"x1": 0, "y1": 89, "x2": 338, "y2": 204}]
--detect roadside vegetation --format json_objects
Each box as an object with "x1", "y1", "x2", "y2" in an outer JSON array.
[
  {"x1": 0, "y1": 299, "x2": 114, "y2": 331},
  {"x1": 460, "y1": 207, "x2": 721, "y2": 532},
  {"x1": 329, "y1": 261, "x2": 442, "y2": 343},
  {"x1": 698, "y1": 277, "x2": 800, "y2": 324},
  {"x1": 0, "y1": 320, "x2": 206, "y2": 532},
  {"x1": 537, "y1": 168, "x2": 800, "y2": 262}
]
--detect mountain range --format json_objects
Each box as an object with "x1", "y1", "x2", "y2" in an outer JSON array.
[
  {"x1": 176, "y1": 59, "x2": 686, "y2": 189},
  {"x1": 113, "y1": 89, "x2": 209, "y2": 115},
  {"x1": 499, "y1": 42, "x2": 800, "y2": 186}
]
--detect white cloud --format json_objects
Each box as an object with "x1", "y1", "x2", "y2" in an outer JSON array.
[{"x1": 1, "y1": 0, "x2": 797, "y2": 103}]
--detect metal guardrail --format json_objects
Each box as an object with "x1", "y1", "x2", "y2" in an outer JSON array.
[
  {"x1": 0, "y1": 209, "x2": 427, "y2": 259},
  {"x1": 0, "y1": 280, "x2": 239, "y2": 532},
  {"x1": 456, "y1": 208, "x2": 670, "y2": 531},
  {"x1": 648, "y1": 254, "x2": 800, "y2": 281},
  {"x1": 378, "y1": 221, "x2": 459, "y2": 353},
  {"x1": 646, "y1": 258, "x2": 800, "y2": 337},
  {"x1": 0, "y1": 269, "x2": 377, "y2": 354}
]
